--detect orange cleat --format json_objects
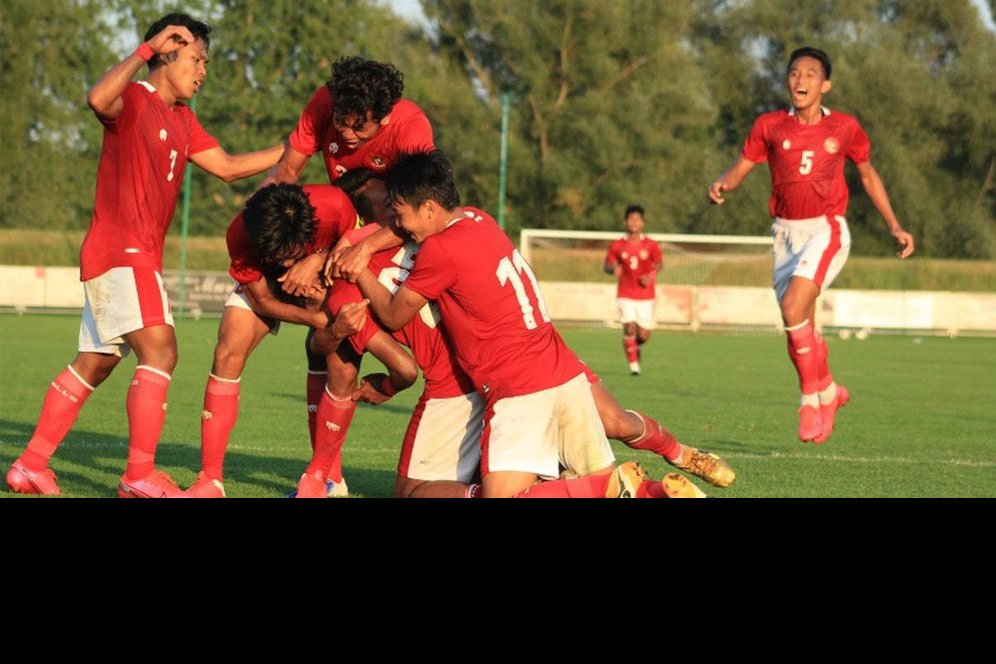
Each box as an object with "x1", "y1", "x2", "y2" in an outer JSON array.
[
  {"x1": 294, "y1": 471, "x2": 328, "y2": 499},
  {"x1": 813, "y1": 385, "x2": 850, "y2": 445},
  {"x1": 798, "y1": 405, "x2": 823, "y2": 443},
  {"x1": 6, "y1": 458, "x2": 61, "y2": 496},
  {"x1": 181, "y1": 471, "x2": 226, "y2": 498},
  {"x1": 118, "y1": 469, "x2": 183, "y2": 498}
]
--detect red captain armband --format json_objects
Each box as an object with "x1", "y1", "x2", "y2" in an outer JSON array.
[
  {"x1": 133, "y1": 42, "x2": 155, "y2": 62},
  {"x1": 378, "y1": 375, "x2": 398, "y2": 397}
]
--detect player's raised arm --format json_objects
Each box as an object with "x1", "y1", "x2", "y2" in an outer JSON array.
[
  {"x1": 86, "y1": 24, "x2": 195, "y2": 121},
  {"x1": 708, "y1": 156, "x2": 757, "y2": 205},
  {"x1": 854, "y1": 161, "x2": 915, "y2": 258},
  {"x1": 259, "y1": 144, "x2": 312, "y2": 187}
]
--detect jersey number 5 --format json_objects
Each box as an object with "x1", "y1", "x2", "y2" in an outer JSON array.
[
  {"x1": 496, "y1": 249, "x2": 551, "y2": 330},
  {"x1": 799, "y1": 150, "x2": 815, "y2": 175}
]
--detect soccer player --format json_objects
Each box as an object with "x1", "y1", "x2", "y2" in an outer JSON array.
[
  {"x1": 354, "y1": 151, "x2": 706, "y2": 498},
  {"x1": 260, "y1": 56, "x2": 436, "y2": 302},
  {"x1": 5, "y1": 13, "x2": 285, "y2": 497},
  {"x1": 708, "y1": 46, "x2": 915, "y2": 444},
  {"x1": 604, "y1": 204, "x2": 663, "y2": 375},
  {"x1": 336, "y1": 171, "x2": 736, "y2": 492},
  {"x1": 184, "y1": 183, "x2": 404, "y2": 498}
]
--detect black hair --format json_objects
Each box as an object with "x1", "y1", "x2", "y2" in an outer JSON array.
[
  {"x1": 788, "y1": 46, "x2": 832, "y2": 79},
  {"x1": 384, "y1": 150, "x2": 460, "y2": 211},
  {"x1": 242, "y1": 184, "x2": 317, "y2": 264},
  {"x1": 326, "y1": 56, "x2": 404, "y2": 127},
  {"x1": 336, "y1": 168, "x2": 381, "y2": 221},
  {"x1": 143, "y1": 13, "x2": 211, "y2": 71},
  {"x1": 624, "y1": 204, "x2": 645, "y2": 218}
]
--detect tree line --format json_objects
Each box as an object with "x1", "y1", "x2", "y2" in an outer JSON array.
[{"x1": 1, "y1": 0, "x2": 993, "y2": 258}]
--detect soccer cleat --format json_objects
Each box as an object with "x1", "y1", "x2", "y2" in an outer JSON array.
[
  {"x1": 181, "y1": 471, "x2": 226, "y2": 498},
  {"x1": 629, "y1": 361, "x2": 641, "y2": 376},
  {"x1": 797, "y1": 405, "x2": 823, "y2": 443},
  {"x1": 284, "y1": 476, "x2": 349, "y2": 498},
  {"x1": 6, "y1": 458, "x2": 61, "y2": 496},
  {"x1": 604, "y1": 461, "x2": 648, "y2": 498},
  {"x1": 669, "y1": 446, "x2": 736, "y2": 488},
  {"x1": 660, "y1": 472, "x2": 708, "y2": 498},
  {"x1": 813, "y1": 385, "x2": 850, "y2": 445},
  {"x1": 117, "y1": 469, "x2": 183, "y2": 498},
  {"x1": 293, "y1": 471, "x2": 328, "y2": 499}
]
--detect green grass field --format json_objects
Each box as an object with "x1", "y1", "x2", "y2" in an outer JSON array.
[{"x1": 1, "y1": 313, "x2": 993, "y2": 498}]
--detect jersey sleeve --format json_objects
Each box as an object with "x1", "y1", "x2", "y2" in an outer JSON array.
[
  {"x1": 650, "y1": 241, "x2": 663, "y2": 267},
  {"x1": 184, "y1": 106, "x2": 221, "y2": 155},
  {"x1": 308, "y1": 187, "x2": 358, "y2": 251},
  {"x1": 102, "y1": 82, "x2": 143, "y2": 132},
  {"x1": 742, "y1": 116, "x2": 769, "y2": 163},
  {"x1": 604, "y1": 241, "x2": 619, "y2": 266},
  {"x1": 846, "y1": 118, "x2": 871, "y2": 165},
  {"x1": 288, "y1": 87, "x2": 330, "y2": 157},
  {"x1": 394, "y1": 108, "x2": 435, "y2": 153},
  {"x1": 226, "y1": 216, "x2": 264, "y2": 285},
  {"x1": 403, "y1": 237, "x2": 457, "y2": 301}
]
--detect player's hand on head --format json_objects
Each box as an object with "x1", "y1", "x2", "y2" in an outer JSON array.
[
  {"x1": 278, "y1": 252, "x2": 324, "y2": 296},
  {"x1": 893, "y1": 229, "x2": 915, "y2": 259},
  {"x1": 148, "y1": 25, "x2": 196, "y2": 55}
]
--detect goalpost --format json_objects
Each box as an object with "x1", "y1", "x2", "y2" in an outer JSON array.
[{"x1": 519, "y1": 229, "x2": 781, "y2": 333}]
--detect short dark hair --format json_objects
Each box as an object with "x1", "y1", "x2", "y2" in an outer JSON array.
[
  {"x1": 326, "y1": 56, "x2": 404, "y2": 127},
  {"x1": 788, "y1": 46, "x2": 831, "y2": 79},
  {"x1": 624, "y1": 204, "x2": 645, "y2": 218},
  {"x1": 242, "y1": 184, "x2": 317, "y2": 263},
  {"x1": 143, "y1": 13, "x2": 212, "y2": 71},
  {"x1": 385, "y1": 151, "x2": 460, "y2": 211},
  {"x1": 336, "y1": 168, "x2": 380, "y2": 221}
]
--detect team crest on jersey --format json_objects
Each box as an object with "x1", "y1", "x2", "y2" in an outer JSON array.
[
  {"x1": 782, "y1": 139, "x2": 791, "y2": 150},
  {"x1": 621, "y1": 252, "x2": 629, "y2": 260},
  {"x1": 639, "y1": 250, "x2": 648, "y2": 260},
  {"x1": 159, "y1": 129, "x2": 168, "y2": 142},
  {"x1": 329, "y1": 142, "x2": 339, "y2": 154},
  {"x1": 371, "y1": 155, "x2": 385, "y2": 168},
  {"x1": 824, "y1": 137, "x2": 839, "y2": 154}
]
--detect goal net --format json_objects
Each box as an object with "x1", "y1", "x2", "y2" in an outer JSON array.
[{"x1": 519, "y1": 229, "x2": 780, "y2": 333}]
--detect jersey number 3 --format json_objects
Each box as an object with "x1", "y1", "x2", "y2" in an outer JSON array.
[{"x1": 496, "y1": 249, "x2": 551, "y2": 330}]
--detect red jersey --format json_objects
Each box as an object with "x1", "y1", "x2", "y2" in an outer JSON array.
[
  {"x1": 288, "y1": 86, "x2": 435, "y2": 182},
  {"x1": 605, "y1": 235, "x2": 662, "y2": 299},
  {"x1": 742, "y1": 107, "x2": 871, "y2": 220},
  {"x1": 403, "y1": 208, "x2": 585, "y2": 401},
  {"x1": 227, "y1": 185, "x2": 358, "y2": 285},
  {"x1": 79, "y1": 81, "x2": 220, "y2": 281},
  {"x1": 328, "y1": 226, "x2": 474, "y2": 399}
]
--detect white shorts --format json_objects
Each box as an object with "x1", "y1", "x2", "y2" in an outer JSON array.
[
  {"x1": 78, "y1": 267, "x2": 173, "y2": 358},
  {"x1": 617, "y1": 297, "x2": 655, "y2": 330},
  {"x1": 397, "y1": 391, "x2": 485, "y2": 483},
  {"x1": 772, "y1": 215, "x2": 851, "y2": 301},
  {"x1": 483, "y1": 373, "x2": 615, "y2": 479},
  {"x1": 225, "y1": 285, "x2": 280, "y2": 334}
]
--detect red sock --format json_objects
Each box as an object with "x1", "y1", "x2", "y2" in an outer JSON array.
[
  {"x1": 307, "y1": 388, "x2": 356, "y2": 482},
  {"x1": 786, "y1": 320, "x2": 821, "y2": 395},
  {"x1": 623, "y1": 336, "x2": 639, "y2": 363},
  {"x1": 515, "y1": 473, "x2": 612, "y2": 498},
  {"x1": 813, "y1": 331, "x2": 833, "y2": 391},
  {"x1": 200, "y1": 374, "x2": 240, "y2": 481},
  {"x1": 306, "y1": 371, "x2": 327, "y2": 452},
  {"x1": 622, "y1": 411, "x2": 681, "y2": 461},
  {"x1": 21, "y1": 366, "x2": 95, "y2": 470},
  {"x1": 124, "y1": 365, "x2": 171, "y2": 481}
]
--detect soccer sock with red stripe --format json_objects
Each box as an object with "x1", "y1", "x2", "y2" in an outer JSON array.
[
  {"x1": 786, "y1": 320, "x2": 821, "y2": 406},
  {"x1": 307, "y1": 387, "x2": 356, "y2": 483},
  {"x1": 199, "y1": 373, "x2": 240, "y2": 481},
  {"x1": 21, "y1": 366, "x2": 94, "y2": 470},
  {"x1": 623, "y1": 335, "x2": 639, "y2": 363},
  {"x1": 124, "y1": 365, "x2": 171, "y2": 481},
  {"x1": 620, "y1": 410, "x2": 682, "y2": 462},
  {"x1": 306, "y1": 370, "x2": 327, "y2": 452}
]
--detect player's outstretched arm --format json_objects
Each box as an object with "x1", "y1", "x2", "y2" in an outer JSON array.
[
  {"x1": 356, "y1": 270, "x2": 426, "y2": 331},
  {"x1": 708, "y1": 157, "x2": 757, "y2": 205},
  {"x1": 87, "y1": 24, "x2": 195, "y2": 122},
  {"x1": 190, "y1": 143, "x2": 285, "y2": 183},
  {"x1": 258, "y1": 145, "x2": 311, "y2": 188},
  {"x1": 855, "y1": 161, "x2": 915, "y2": 258}
]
